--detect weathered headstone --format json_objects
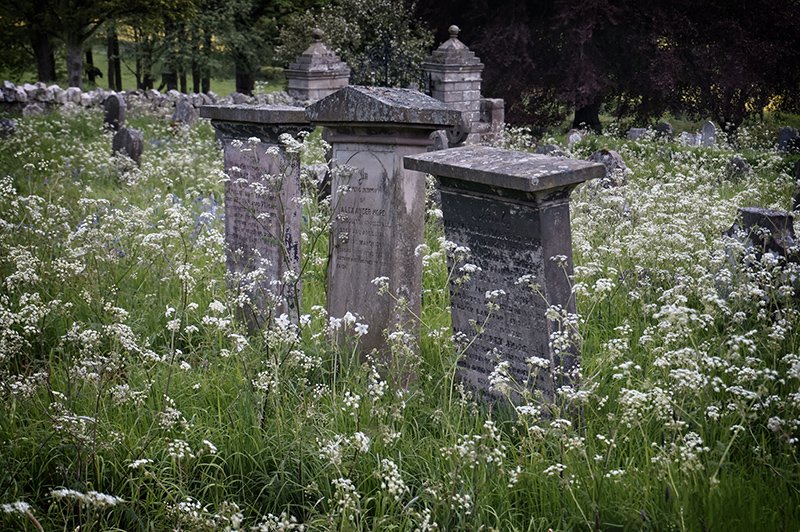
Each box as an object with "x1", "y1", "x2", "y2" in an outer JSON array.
[
  {"x1": 778, "y1": 126, "x2": 799, "y2": 153},
  {"x1": 724, "y1": 207, "x2": 798, "y2": 261},
  {"x1": 172, "y1": 98, "x2": 198, "y2": 126},
  {"x1": 701, "y1": 120, "x2": 717, "y2": 146},
  {"x1": 726, "y1": 154, "x2": 751, "y2": 181},
  {"x1": 200, "y1": 104, "x2": 313, "y2": 329},
  {"x1": 627, "y1": 127, "x2": 648, "y2": 140},
  {"x1": 306, "y1": 86, "x2": 460, "y2": 375},
  {"x1": 112, "y1": 127, "x2": 144, "y2": 166},
  {"x1": 587, "y1": 148, "x2": 629, "y2": 184},
  {"x1": 104, "y1": 94, "x2": 126, "y2": 130},
  {"x1": 404, "y1": 146, "x2": 604, "y2": 401},
  {"x1": 285, "y1": 28, "x2": 350, "y2": 103}
]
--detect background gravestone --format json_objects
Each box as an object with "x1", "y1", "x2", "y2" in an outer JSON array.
[
  {"x1": 112, "y1": 127, "x2": 144, "y2": 166},
  {"x1": 306, "y1": 86, "x2": 459, "y2": 377},
  {"x1": 104, "y1": 94, "x2": 126, "y2": 131},
  {"x1": 172, "y1": 98, "x2": 199, "y2": 126},
  {"x1": 200, "y1": 104, "x2": 313, "y2": 329},
  {"x1": 778, "y1": 126, "x2": 799, "y2": 153},
  {"x1": 404, "y1": 146, "x2": 604, "y2": 401},
  {"x1": 701, "y1": 120, "x2": 717, "y2": 146}
]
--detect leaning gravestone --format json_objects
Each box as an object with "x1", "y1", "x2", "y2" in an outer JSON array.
[
  {"x1": 306, "y1": 86, "x2": 459, "y2": 378},
  {"x1": 404, "y1": 146, "x2": 604, "y2": 401},
  {"x1": 200, "y1": 104, "x2": 313, "y2": 329},
  {"x1": 104, "y1": 94, "x2": 126, "y2": 131},
  {"x1": 588, "y1": 148, "x2": 629, "y2": 184},
  {"x1": 112, "y1": 127, "x2": 144, "y2": 166},
  {"x1": 701, "y1": 120, "x2": 717, "y2": 146}
]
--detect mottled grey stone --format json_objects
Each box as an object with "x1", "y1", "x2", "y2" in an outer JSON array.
[
  {"x1": 112, "y1": 127, "x2": 144, "y2": 166},
  {"x1": 587, "y1": 149, "x2": 629, "y2": 184},
  {"x1": 313, "y1": 88, "x2": 459, "y2": 378},
  {"x1": 305, "y1": 86, "x2": 461, "y2": 129},
  {"x1": 172, "y1": 98, "x2": 198, "y2": 126},
  {"x1": 701, "y1": 120, "x2": 717, "y2": 146},
  {"x1": 231, "y1": 92, "x2": 252, "y2": 105},
  {"x1": 678, "y1": 131, "x2": 702, "y2": 147},
  {"x1": 204, "y1": 105, "x2": 314, "y2": 329},
  {"x1": 566, "y1": 129, "x2": 584, "y2": 146},
  {"x1": 404, "y1": 146, "x2": 603, "y2": 402},
  {"x1": 14, "y1": 87, "x2": 27, "y2": 103},
  {"x1": 535, "y1": 144, "x2": 569, "y2": 158},
  {"x1": 627, "y1": 127, "x2": 648, "y2": 140},
  {"x1": 22, "y1": 103, "x2": 45, "y2": 117},
  {"x1": 726, "y1": 155, "x2": 751, "y2": 180},
  {"x1": 725, "y1": 207, "x2": 798, "y2": 261},
  {"x1": 104, "y1": 93, "x2": 126, "y2": 130}
]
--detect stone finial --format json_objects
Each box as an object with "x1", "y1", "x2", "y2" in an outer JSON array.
[
  {"x1": 285, "y1": 27, "x2": 351, "y2": 103},
  {"x1": 448, "y1": 25, "x2": 460, "y2": 39}
]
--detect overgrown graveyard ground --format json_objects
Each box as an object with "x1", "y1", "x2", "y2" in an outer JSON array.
[{"x1": 0, "y1": 106, "x2": 799, "y2": 531}]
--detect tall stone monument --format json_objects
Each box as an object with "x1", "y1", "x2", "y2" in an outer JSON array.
[
  {"x1": 422, "y1": 25, "x2": 504, "y2": 144},
  {"x1": 285, "y1": 28, "x2": 351, "y2": 103},
  {"x1": 200, "y1": 104, "x2": 314, "y2": 329},
  {"x1": 404, "y1": 146, "x2": 604, "y2": 401},
  {"x1": 306, "y1": 86, "x2": 460, "y2": 376}
]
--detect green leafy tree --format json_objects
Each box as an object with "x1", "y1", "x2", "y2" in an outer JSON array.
[{"x1": 276, "y1": 0, "x2": 433, "y2": 89}]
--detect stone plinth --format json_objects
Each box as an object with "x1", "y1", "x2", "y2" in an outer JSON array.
[
  {"x1": 285, "y1": 28, "x2": 350, "y2": 103},
  {"x1": 404, "y1": 146, "x2": 604, "y2": 401},
  {"x1": 200, "y1": 104, "x2": 314, "y2": 329},
  {"x1": 306, "y1": 86, "x2": 460, "y2": 374}
]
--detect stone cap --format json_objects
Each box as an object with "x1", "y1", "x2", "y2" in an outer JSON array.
[
  {"x1": 199, "y1": 104, "x2": 309, "y2": 125},
  {"x1": 305, "y1": 85, "x2": 461, "y2": 129},
  {"x1": 423, "y1": 25, "x2": 483, "y2": 69},
  {"x1": 286, "y1": 28, "x2": 351, "y2": 76},
  {"x1": 403, "y1": 145, "x2": 605, "y2": 192}
]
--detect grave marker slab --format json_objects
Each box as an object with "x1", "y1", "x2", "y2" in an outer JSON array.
[
  {"x1": 200, "y1": 104, "x2": 313, "y2": 329},
  {"x1": 404, "y1": 146, "x2": 604, "y2": 401},
  {"x1": 112, "y1": 127, "x2": 144, "y2": 165},
  {"x1": 701, "y1": 120, "x2": 717, "y2": 146},
  {"x1": 306, "y1": 86, "x2": 460, "y2": 374},
  {"x1": 104, "y1": 94, "x2": 126, "y2": 130}
]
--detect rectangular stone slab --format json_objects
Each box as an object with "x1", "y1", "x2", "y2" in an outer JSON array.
[
  {"x1": 200, "y1": 104, "x2": 308, "y2": 125},
  {"x1": 403, "y1": 145, "x2": 605, "y2": 192},
  {"x1": 404, "y1": 146, "x2": 602, "y2": 401}
]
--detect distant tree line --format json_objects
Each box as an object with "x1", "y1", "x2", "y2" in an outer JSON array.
[
  {"x1": 417, "y1": 0, "x2": 800, "y2": 131},
  {"x1": 1, "y1": 0, "x2": 798, "y2": 131}
]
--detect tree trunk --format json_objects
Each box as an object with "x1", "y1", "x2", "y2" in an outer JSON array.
[
  {"x1": 192, "y1": 59, "x2": 200, "y2": 93},
  {"x1": 235, "y1": 65, "x2": 255, "y2": 95},
  {"x1": 31, "y1": 30, "x2": 56, "y2": 83},
  {"x1": 107, "y1": 26, "x2": 122, "y2": 91},
  {"x1": 179, "y1": 71, "x2": 187, "y2": 93},
  {"x1": 85, "y1": 49, "x2": 97, "y2": 84},
  {"x1": 572, "y1": 99, "x2": 602, "y2": 133},
  {"x1": 66, "y1": 39, "x2": 84, "y2": 89},
  {"x1": 202, "y1": 77, "x2": 210, "y2": 93}
]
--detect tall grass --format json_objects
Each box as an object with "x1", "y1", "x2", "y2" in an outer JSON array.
[{"x1": 0, "y1": 108, "x2": 798, "y2": 531}]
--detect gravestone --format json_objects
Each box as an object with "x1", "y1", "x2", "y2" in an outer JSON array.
[
  {"x1": 778, "y1": 126, "x2": 799, "y2": 153},
  {"x1": 566, "y1": 129, "x2": 584, "y2": 146},
  {"x1": 172, "y1": 98, "x2": 198, "y2": 126},
  {"x1": 112, "y1": 127, "x2": 144, "y2": 165},
  {"x1": 701, "y1": 121, "x2": 717, "y2": 146},
  {"x1": 285, "y1": 28, "x2": 350, "y2": 103},
  {"x1": 726, "y1": 155, "x2": 751, "y2": 181},
  {"x1": 200, "y1": 104, "x2": 313, "y2": 329},
  {"x1": 724, "y1": 207, "x2": 798, "y2": 262},
  {"x1": 587, "y1": 148, "x2": 629, "y2": 184},
  {"x1": 306, "y1": 86, "x2": 460, "y2": 375},
  {"x1": 404, "y1": 146, "x2": 604, "y2": 401},
  {"x1": 792, "y1": 161, "x2": 800, "y2": 212},
  {"x1": 627, "y1": 127, "x2": 648, "y2": 140},
  {"x1": 104, "y1": 94, "x2": 126, "y2": 131},
  {"x1": 678, "y1": 131, "x2": 702, "y2": 147}
]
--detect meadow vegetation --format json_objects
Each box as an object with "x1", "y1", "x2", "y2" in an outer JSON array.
[{"x1": 0, "y1": 106, "x2": 799, "y2": 530}]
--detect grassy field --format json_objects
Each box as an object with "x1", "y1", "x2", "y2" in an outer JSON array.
[{"x1": 0, "y1": 106, "x2": 798, "y2": 530}]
